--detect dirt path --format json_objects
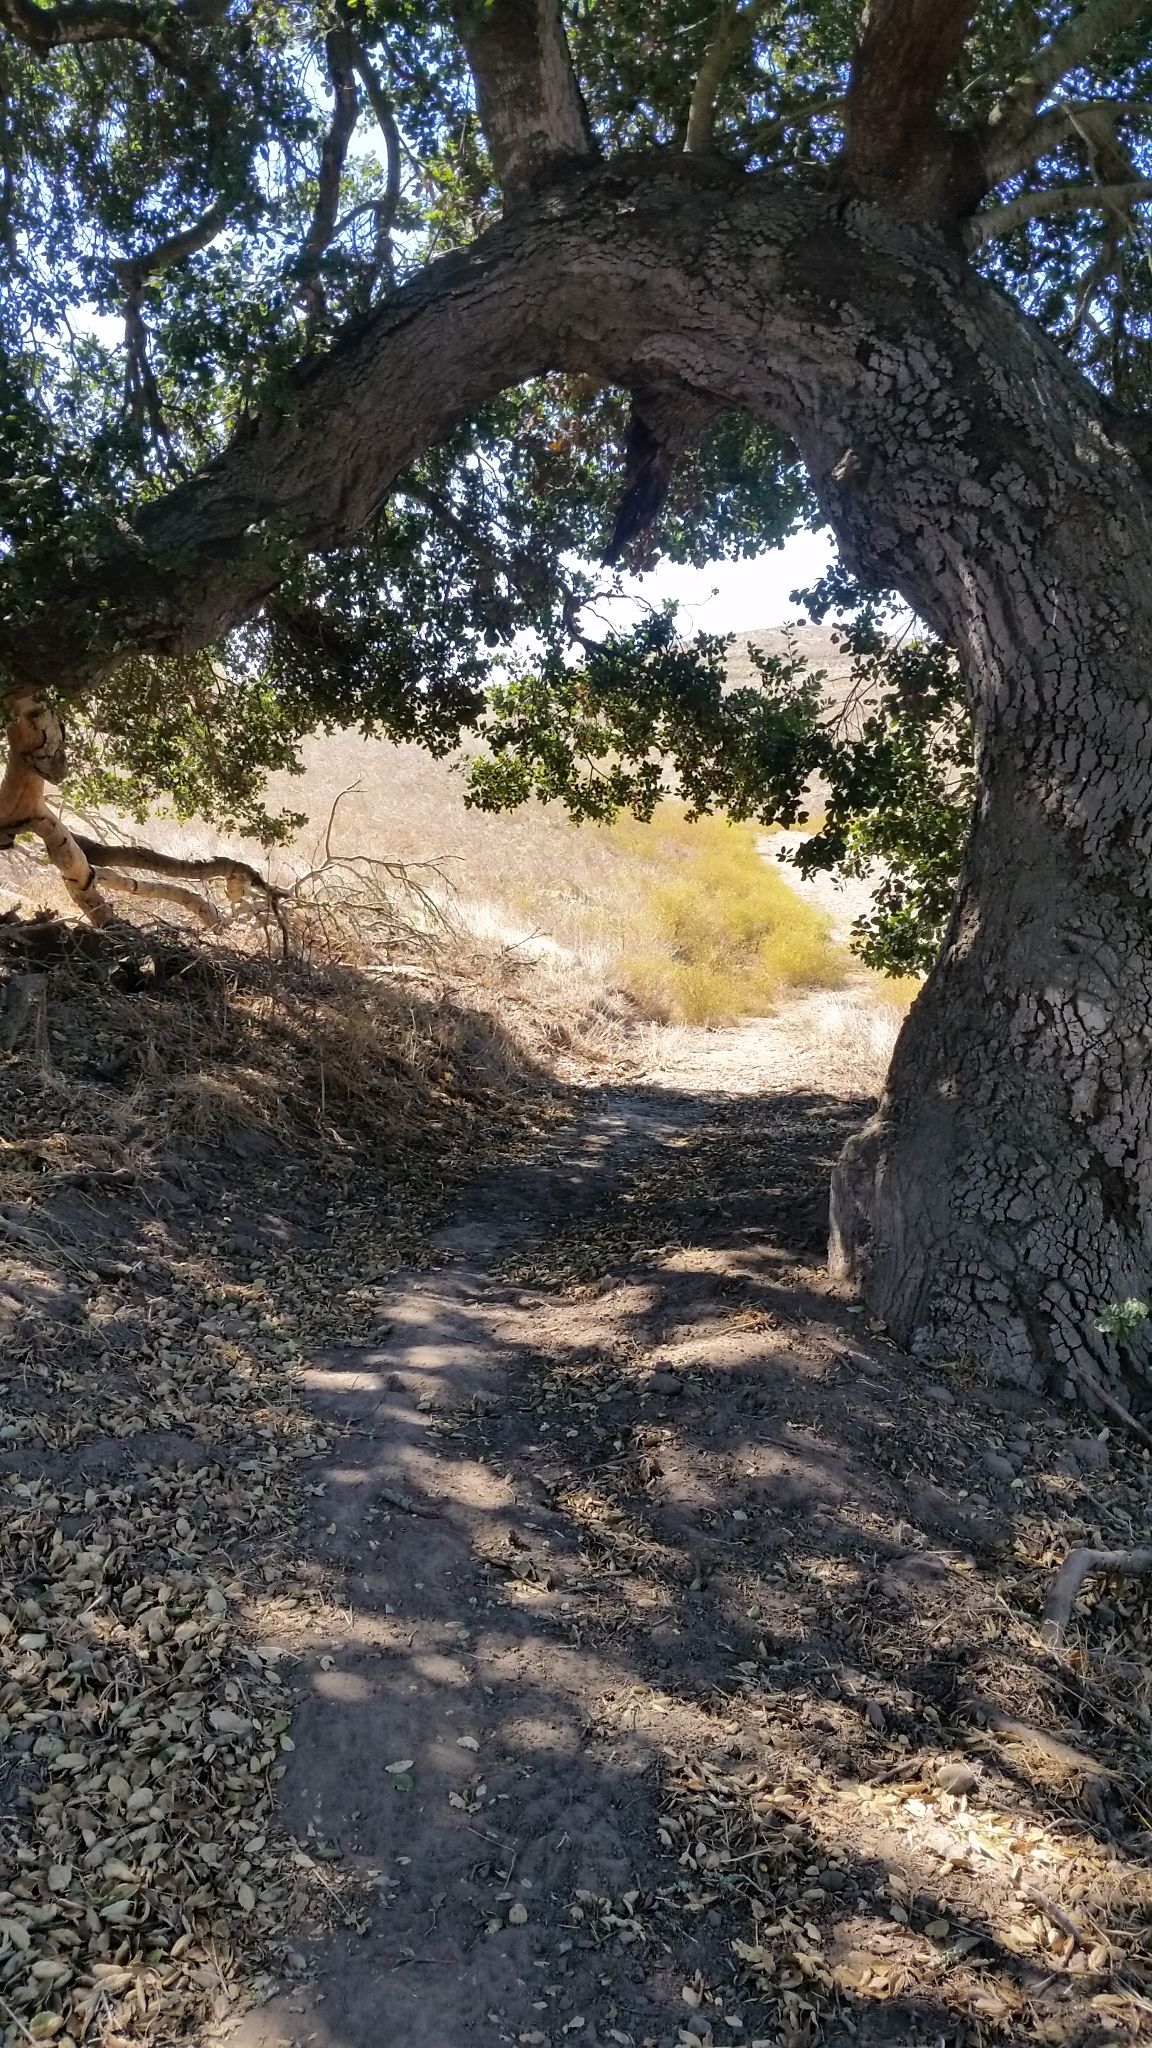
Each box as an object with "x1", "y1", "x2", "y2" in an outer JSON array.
[{"x1": 221, "y1": 1012, "x2": 1152, "y2": 2048}]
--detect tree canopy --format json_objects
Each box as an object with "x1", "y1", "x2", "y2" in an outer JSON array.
[{"x1": 0, "y1": 0, "x2": 1150, "y2": 962}]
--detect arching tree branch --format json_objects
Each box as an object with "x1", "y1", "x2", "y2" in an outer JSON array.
[
  {"x1": 968, "y1": 177, "x2": 1152, "y2": 245},
  {"x1": 451, "y1": 0, "x2": 593, "y2": 202},
  {"x1": 981, "y1": 98, "x2": 1152, "y2": 186},
  {"x1": 0, "y1": 0, "x2": 216, "y2": 83}
]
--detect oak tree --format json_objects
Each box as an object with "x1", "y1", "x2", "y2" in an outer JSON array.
[{"x1": 3, "y1": 0, "x2": 1152, "y2": 1410}]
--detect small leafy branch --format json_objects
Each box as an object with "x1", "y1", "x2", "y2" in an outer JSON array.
[{"x1": 1095, "y1": 1297, "x2": 1149, "y2": 1341}]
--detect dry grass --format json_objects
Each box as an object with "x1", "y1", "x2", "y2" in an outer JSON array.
[
  {"x1": 0, "y1": 910, "x2": 625, "y2": 1213},
  {"x1": 607, "y1": 806, "x2": 848, "y2": 1026},
  {"x1": 3, "y1": 669, "x2": 898, "y2": 1043}
]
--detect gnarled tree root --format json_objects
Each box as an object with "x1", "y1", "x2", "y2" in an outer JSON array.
[{"x1": 1043, "y1": 1546, "x2": 1152, "y2": 1649}]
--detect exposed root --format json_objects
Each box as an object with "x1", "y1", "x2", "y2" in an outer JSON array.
[
  {"x1": 1075, "y1": 1362, "x2": 1152, "y2": 1450},
  {"x1": 1043, "y1": 1544, "x2": 1152, "y2": 1649}
]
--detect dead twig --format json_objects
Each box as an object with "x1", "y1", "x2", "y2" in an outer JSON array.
[
  {"x1": 1076, "y1": 1363, "x2": 1152, "y2": 1452},
  {"x1": 967, "y1": 1703, "x2": 1117, "y2": 1777},
  {"x1": 1043, "y1": 1545, "x2": 1152, "y2": 1649},
  {"x1": 376, "y1": 1487, "x2": 441, "y2": 1519}
]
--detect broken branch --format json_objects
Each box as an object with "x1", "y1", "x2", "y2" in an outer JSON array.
[{"x1": 1043, "y1": 1545, "x2": 1152, "y2": 1648}]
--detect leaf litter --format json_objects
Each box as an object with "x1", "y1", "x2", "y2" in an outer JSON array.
[
  {"x1": 4, "y1": 922, "x2": 1152, "y2": 2047},
  {"x1": 0, "y1": 913, "x2": 588, "y2": 2048}
]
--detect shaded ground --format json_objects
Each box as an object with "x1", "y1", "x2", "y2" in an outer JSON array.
[
  {"x1": 223, "y1": 1025, "x2": 1151, "y2": 2048},
  {"x1": 1, "y1": 945, "x2": 1150, "y2": 2048}
]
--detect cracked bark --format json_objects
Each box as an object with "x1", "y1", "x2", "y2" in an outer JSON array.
[{"x1": 5, "y1": 162, "x2": 1152, "y2": 1409}]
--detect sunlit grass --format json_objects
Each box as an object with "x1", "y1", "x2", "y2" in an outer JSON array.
[{"x1": 608, "y1": 806, "x2": 849, "y2": 1026}]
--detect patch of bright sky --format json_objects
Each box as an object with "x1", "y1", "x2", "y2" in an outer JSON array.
[{"x1": 592, "y1": 525, "x2": 836, "y2": 638}]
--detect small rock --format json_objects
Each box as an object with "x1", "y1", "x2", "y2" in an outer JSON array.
[
  {"x1": 924, "y1": 1383, "x2": 955, "y2": 1407},
  {"x1": 816, "y1": 1866, "x2": 848, "y2": 1893},
  {"x1": 507, "y1": 1902, "x2": 528, "y2": 1926},
  {"x1": 645, "y1": 1370, "x2": 683, "y2": 1396},
  {"x1": 1070, "y1": 1435, "x2": 1110, "y2": 1473},
  {"x1": 981, "y1": 1451, "x2": 1017, "y2": 1483},
  {"x1": 937, "y1": 1760, "x2": 978, "y2": 1797}
]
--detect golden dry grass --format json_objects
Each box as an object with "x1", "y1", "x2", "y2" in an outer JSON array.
[{"x1": 608, "y1": 806, "x2": 849, "y2": 1025}]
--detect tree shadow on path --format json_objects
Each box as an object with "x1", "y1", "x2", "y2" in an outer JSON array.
[{"x1": 227, "y1": 1077, "x2": 1152, "y2": 2048}]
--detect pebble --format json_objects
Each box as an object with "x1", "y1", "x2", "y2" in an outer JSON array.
[
  {"x1": 981, "y1": 1451, "x2": 1017, "y2": 1483},
  {"x1": 645, "y1": 1370, "x2": 684, "y2": 1396},
  {"x1": 924, "y1": 1383, "x2": 955, "y2": 1407},
  {"x1": 1069, "y1": 1435, "x2": 1110, "y2": 1473},
  {"x1": 937, "y1": 1760, "x2": 978, "y2": 1796}
]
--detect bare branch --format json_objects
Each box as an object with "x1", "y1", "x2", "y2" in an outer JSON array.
[
  {"x1": 843, "y1": 0, "x2": 977, "y2": 192},
  {"x1": 967, "y1": 176, "x2": 1152, "y2": 245},
  {"x1": 1030, "y1": 0, "x2": 1152, "y2": 98},
  {"x1": 451, "y1": 0, "x2": 593, "y2": 203},
  {"x1": 96, "y1": 867, "x2": 224, "y2": 925},
  {"x1": 684, "y1": 0, "x2": 773, "y2": 156},
  {"x1": 73, "y1": 833, "x2": 277, "y2": 900},
  {"x1": 348, "y1": 37, "x2": 402, "y2": 294},
  {"x1": 297, "y1": 25, "x2": 360, "y2": 327},
  {"x1": 982, "y1": 97, "x2": 1152, "y2": 185}
]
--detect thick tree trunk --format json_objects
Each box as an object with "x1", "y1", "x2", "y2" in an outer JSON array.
[{"x1": 829, "y1": 479, "x2": 1152, "y2": 1415}]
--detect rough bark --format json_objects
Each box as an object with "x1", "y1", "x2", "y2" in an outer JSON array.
[
  {"x1": 825, "y1": 343, "x2": 1152, "y2": 1411},
  {"x1": 842, "y1": 0, "x2": 983, "y2": 217},
  {"x1": 5, "y1": 161, "x2": 1152, "y2": 1408},
  {"x1": 451, "y1": 0, "x2": 593, "y2": 202}
]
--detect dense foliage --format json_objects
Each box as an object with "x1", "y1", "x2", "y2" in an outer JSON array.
[{"x1": 1, "y1": 0, "x2": 1149, "y2": 965}]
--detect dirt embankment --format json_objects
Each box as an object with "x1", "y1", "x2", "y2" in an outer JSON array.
[{"x1": 1, "y1": 926, "x2": 1150, "y2": 2048}]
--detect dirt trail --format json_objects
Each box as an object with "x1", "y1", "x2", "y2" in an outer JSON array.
[{"x1": 221, "y1": 1009, "x2": 1152, "y2": 2048}]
